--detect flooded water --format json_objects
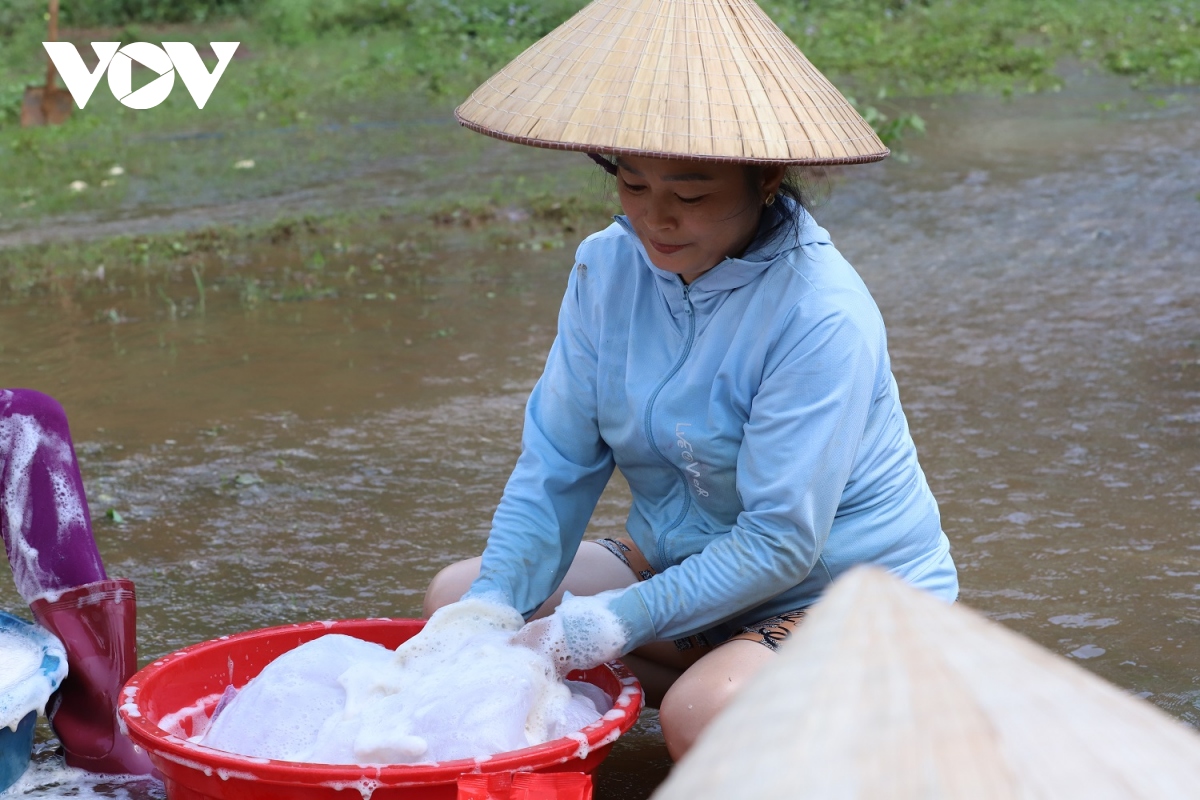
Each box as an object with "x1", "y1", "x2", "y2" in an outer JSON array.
[{"x1": 1, "y1": 77, "x2": 1199, "y2": 797}]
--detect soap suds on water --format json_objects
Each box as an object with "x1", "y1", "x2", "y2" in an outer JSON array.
[
  {"x1": 3, "y1": 750, "x2": 164, "y2": 799},
  {"x1": 199, "y1": 599, "x2": 609, "y2": 765}
]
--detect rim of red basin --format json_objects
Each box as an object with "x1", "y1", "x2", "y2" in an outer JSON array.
[{"x1": 119, "y1": 618, "x2": 644, "y2": 787}]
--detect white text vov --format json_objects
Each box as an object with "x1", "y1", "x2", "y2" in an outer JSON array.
[{"x1": 43, "y1": 42, "x2": 239, "y2": 110}]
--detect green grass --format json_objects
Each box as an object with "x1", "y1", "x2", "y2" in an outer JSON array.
[
  {"x1": 764, "y1": 0, "x2": 1200, "y2": 96},
  {"x1": 0, "y1": 191, "x2": 620, "y2": 301},
  {"x1": 6, "y1": 0, "x2": 1196, "y2": 95},
  {"x1": 0, "y1": 0, "x2": 1196, "y2": 243},
  {"x1": 0, "y1": 7, "x2": 604, "y2": 225},
  {"x1": 4, "y1": 1, "x2": 1197, "y2": 121}
]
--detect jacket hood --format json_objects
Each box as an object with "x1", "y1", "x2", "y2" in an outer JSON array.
[{"x1": 613, "y1": 198, "x2": 829, "y2": 295}]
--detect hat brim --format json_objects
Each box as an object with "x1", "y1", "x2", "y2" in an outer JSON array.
[{"x1": 455, "y1": 109, "x2": 890, "y2": 166}]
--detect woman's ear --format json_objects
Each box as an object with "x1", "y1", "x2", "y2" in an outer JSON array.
[{"x1": 761, "y1": 165, "x2": 787, "y2": 197}]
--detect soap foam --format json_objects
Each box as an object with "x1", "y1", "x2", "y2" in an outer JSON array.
[
  {"x1": 558, "y1": 590, "x2": 631, "y2": 669},
  {"x1": 0, "y1": 624, "x2": 67, "y2": 730},
  {"x1": 0, "y1": 629, "x2": 44, "y2": 728},
  {"x1": 200, "y1": 599, "x2": 608, "y2": 765}
]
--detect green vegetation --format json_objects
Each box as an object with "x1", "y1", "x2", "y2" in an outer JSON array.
[
  {"x1": 3, "y1": 0, "x2": 1194, "y2": 96},
  {"x1": 1, "y1": 0, "x2": 249, "y2": 30},
  {"x1": 0, "y1": 192, "x2": 618, "y2": 301},
  {"x1": 0, "y1": 0, "x2": 1196, "y2": 246},
  {"x1": 767, "y1": 0, "x2": 1200, "y2": 95},
  {"x1": 0, "y1": 0, "x2": 599, "y2": 226}
]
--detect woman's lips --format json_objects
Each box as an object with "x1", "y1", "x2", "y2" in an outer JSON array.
[{"x1": 650, "y1": 239, "x2": 687, "y2": 254}]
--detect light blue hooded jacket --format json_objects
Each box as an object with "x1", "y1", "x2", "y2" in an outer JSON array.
[{"x1": 468, "y1": 204, "x2": 957, "y2": 652}]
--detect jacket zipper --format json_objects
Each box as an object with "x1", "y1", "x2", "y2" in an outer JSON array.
[{"x1": 642, "y1": 281, "x2": 697, "y2": 568}]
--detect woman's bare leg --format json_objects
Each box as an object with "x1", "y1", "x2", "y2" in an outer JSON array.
[{"x1": 658, "y1": 639, "x2": 775, "y2": 760}]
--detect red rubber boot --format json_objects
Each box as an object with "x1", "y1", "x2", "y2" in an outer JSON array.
[{"x1": 30, "y1": 578, "x2": 156, "y2": 775}]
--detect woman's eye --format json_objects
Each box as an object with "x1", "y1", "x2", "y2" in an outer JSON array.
[
  {"x1": 621, "y1": 180, "x2": 646, "y2": 193},
  {"x1": 677, "y1": 195, "x2": 704, "y2": 205}
]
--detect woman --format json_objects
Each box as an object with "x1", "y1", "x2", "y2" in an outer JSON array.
[
  {"x1": 424, "y1": 0, "x2": 957, "y2": 759},
  {"x1": 1, "y1": 388, "x2": 154, "y2": 775}
]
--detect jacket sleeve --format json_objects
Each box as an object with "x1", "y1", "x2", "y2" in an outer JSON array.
[
  {"x1": 607, "y1": 287, "x2": 883, "y2": 649},
  {"x1": 466, "y1": 262, "x2": 615, "y2": 619}
]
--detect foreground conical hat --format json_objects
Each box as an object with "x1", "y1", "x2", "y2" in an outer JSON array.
[
  {"x1": 653, "y1": 567, "x2": 1200, "y2": 799},
  {"x1": 456, "y1": 0, "x2": 887, "y2": 165}
]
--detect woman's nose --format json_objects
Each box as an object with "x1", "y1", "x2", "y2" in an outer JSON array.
[{"x1": 644, "y1": 198, "x2": 674, "y2": 231}]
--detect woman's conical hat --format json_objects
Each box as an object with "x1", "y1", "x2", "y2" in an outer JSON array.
[{"x1": 455, "y1": 0, "x2": 888, "y2": 165}]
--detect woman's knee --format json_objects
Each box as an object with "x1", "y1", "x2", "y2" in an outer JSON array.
[
  {"x1": 422, "y1": 557, "x2": 481, "y2": 617},
  {"x1": 659, "y1": 640, "x2": 773, "y2": 761},
  {"x1": 659, "y1": 670, "x2": 740, "y2": 761}
]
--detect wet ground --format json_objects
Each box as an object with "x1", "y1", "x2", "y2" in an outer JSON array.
[{"x1": 1, "y1": 76, "x2": 1198, "y2": 797}]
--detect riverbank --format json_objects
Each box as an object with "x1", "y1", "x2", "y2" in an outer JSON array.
[{"x1": 0, "y1": 0, "x2": 1196, "y2": 251}]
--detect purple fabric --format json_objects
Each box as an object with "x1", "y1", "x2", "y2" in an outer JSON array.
[{"x1": 0, "y1": 389, "x2": 106, "y2": 602}]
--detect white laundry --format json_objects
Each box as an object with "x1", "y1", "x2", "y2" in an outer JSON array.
[{"x1": 200, "y1": 598, "x2": 606, "y2": 764}]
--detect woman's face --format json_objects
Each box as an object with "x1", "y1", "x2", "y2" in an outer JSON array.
[{"x1": 615, "y1": 155, "x2": 785, "y2": 284}]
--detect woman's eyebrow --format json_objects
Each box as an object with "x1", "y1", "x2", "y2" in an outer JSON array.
[{"x1": 615, "y1": 159, "x2": 714, "y2": 182}]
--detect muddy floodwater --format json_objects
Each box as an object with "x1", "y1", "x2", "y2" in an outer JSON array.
[{"x1": 1, "y1": 80, "x2": 1198, "y2": 797}]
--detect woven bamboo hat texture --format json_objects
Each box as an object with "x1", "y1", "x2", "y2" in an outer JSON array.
[
  {"x1": 455, "y1": 0, "x2": 888, "y2": 165},
  {"x1": 653, "y1": 567, "x2": 1200, "y2": 799}
]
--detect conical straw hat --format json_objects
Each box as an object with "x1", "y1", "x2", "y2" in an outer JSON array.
[
  {"x1": 653, "y1": 567, "x2": 1200, "y2": 799},
  {"x1": 456, "y1": 0, "x2": 887, "y2": 165}
]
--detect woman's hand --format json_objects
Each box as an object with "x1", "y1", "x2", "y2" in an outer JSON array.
[{"x1": 510, "y1": 592, "x2": 631, "y2": 678}]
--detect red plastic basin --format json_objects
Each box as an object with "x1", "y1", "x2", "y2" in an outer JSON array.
[{"x1": 120, "y1": 619, "x2": 643, "y2": 800}]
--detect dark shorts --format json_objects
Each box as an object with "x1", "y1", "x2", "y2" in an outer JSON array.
[{"x1": 595, "y1": 537, "x2": 808, "y2": 654}]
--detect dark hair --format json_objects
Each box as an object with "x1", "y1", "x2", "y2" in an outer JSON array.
[
  {"x1": 744, "y1": 166, "x2": 808, "y2": 252},
  {"x1": 587, "y1": 154, "x2": 812, "y2": 253}
]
